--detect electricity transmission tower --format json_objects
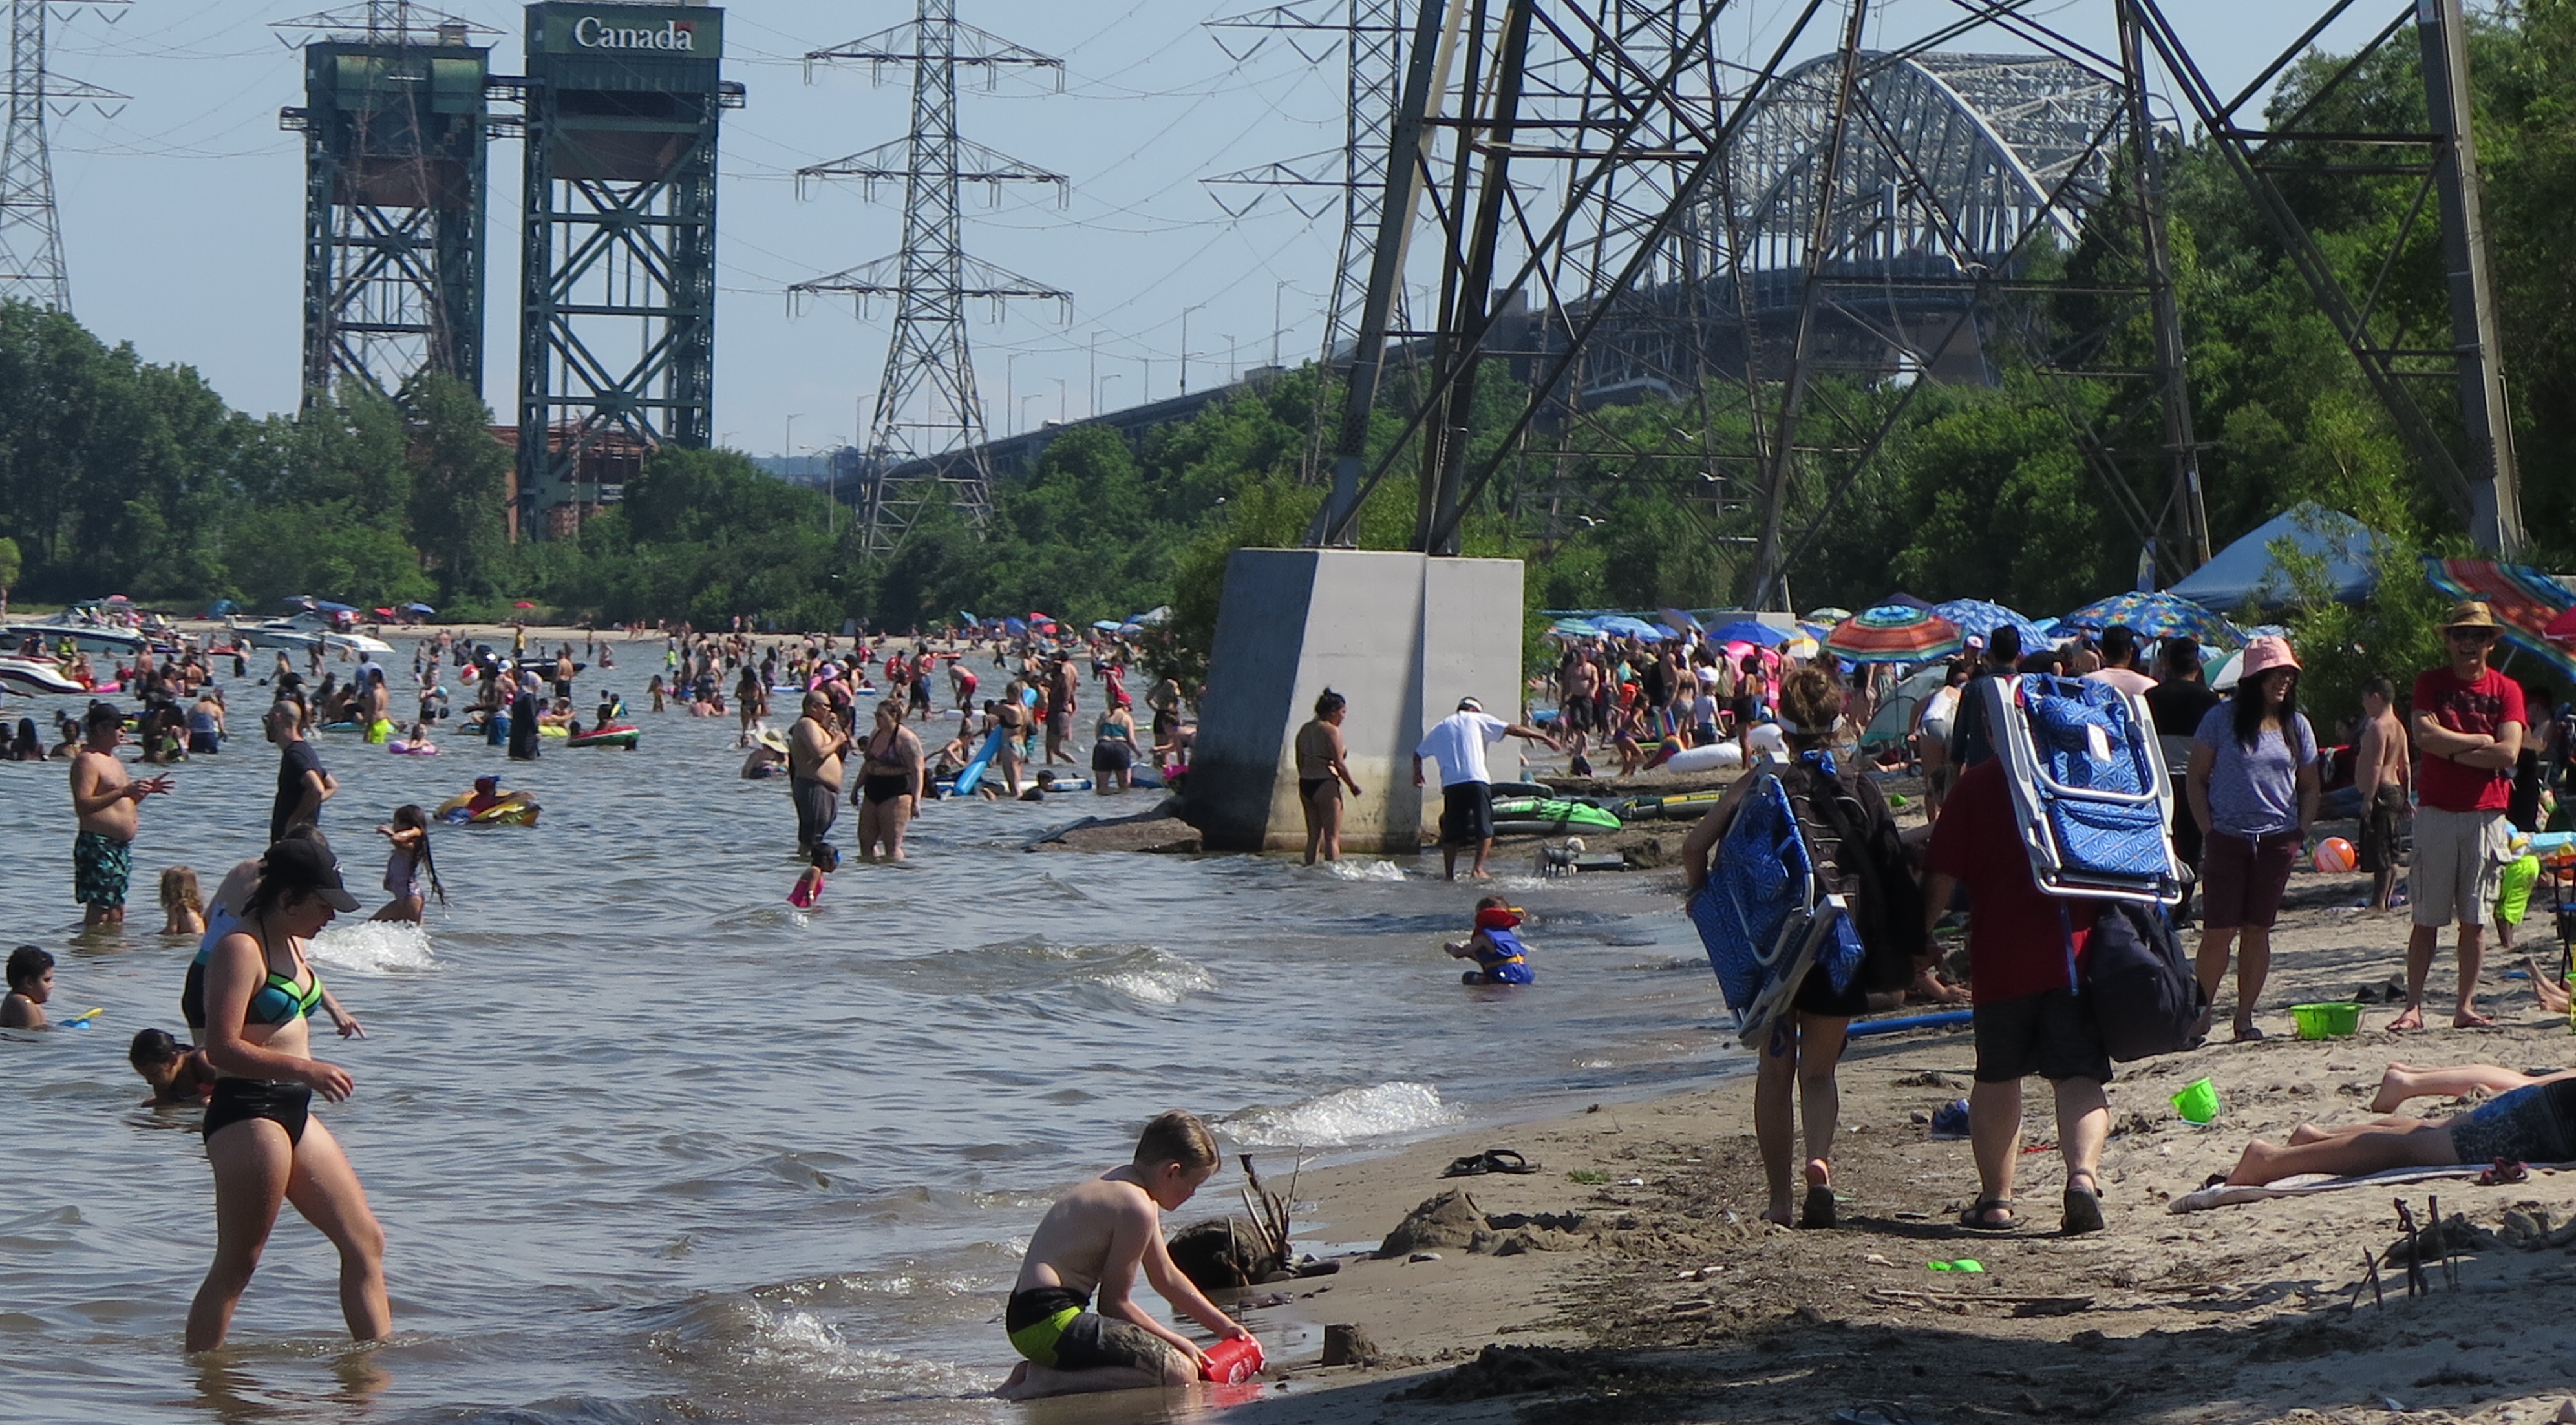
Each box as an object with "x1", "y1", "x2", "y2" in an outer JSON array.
[
  {"x1": 792, "y1": 0, "x2": 1068, "y2": 560},
  {"x1": 0, "y1": 0, "x2": 125, "y2": 312}
]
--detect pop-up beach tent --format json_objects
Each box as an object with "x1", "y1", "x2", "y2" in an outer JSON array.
[{"x1": 2169, "y1": 503, "x2": 2389, "y2": 610}]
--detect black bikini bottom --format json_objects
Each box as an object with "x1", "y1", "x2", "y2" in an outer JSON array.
[{"x1": 203, "y1": 1078, "x2": 312, "y2": 1145}]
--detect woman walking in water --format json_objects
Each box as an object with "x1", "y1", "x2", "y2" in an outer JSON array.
[
  {"x1": 855, "y1": 699, "x2": 924, "y2": 863},
  {"x1": 182, "y1": 838, "x2": 386, "y2": 1352},
  {"x1": 1294, "y1": 690, "x2": 1364, "y2": 865}
]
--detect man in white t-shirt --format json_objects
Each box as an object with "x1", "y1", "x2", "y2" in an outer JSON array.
[
  {"x1": 2082, "y1": 624, "x2": 2159, "y2": 699},
  {"x1": 1412, "y1": 696, "x2": 1560, "y2": 880}
]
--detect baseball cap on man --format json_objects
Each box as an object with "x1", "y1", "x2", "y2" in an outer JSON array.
[{"x1": 261, "y1": 838, "x2": 361, "y2": 913}]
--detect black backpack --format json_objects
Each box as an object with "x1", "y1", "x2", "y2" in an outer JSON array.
[
  {"x1": 1780, "y1": 755, "x2": 1926, "y2": 996},
  {"x1": 2083, "y1": 900, "x2": 2206, "y2": 1061}
]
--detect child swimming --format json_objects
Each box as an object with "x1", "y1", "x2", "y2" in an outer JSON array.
[
  {"x1": 3, "y1": 945, "x2": 55, "y2": 1028},
  {"x1": 995, "y1": 1110, "x2": 1253, "y2": 1400},
  {"x1": 1446, "y1": 896, "x2": 1535, "y2": 984},
  {"x1": 129, "y1": 1027, "x2": 216, "y2": 1106},
  {"x1": 161, "y1": 865, "x2": 206, "y2": 937}
]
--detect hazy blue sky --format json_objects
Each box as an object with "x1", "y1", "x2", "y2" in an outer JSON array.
[{"x1": 47, "y1": 1, "x2": 2426, "y2": 456}]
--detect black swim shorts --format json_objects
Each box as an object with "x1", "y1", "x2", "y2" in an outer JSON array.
[
  {"x1": 791, "y1": 775, "x2": 839, "y2": 850},
  {"x1": 1440, "y1": 781, "x2": 1495, "y2": 847},
  {"x1": 203, "y1": 1078, "x2": 313, "y2": 1145},
  {"x1": 1972, "y1": 988, "x2": 2113, "y2": 1086},
  {"x1": 2449, "y1": 1079, "x2": 2576, "y2": 1165}
]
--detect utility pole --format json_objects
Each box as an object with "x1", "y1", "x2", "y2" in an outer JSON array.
[
  {"x1": 2419, "y1": 0, "x2": 2522, "y2": 554},
  {"x1": 793, "y1": 0, "x2": 1067, "y2": 558}
]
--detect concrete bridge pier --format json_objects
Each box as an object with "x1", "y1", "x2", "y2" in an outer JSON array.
[{"x1": 1185, "y1": 548, "x2": 1526, "y2": 855}]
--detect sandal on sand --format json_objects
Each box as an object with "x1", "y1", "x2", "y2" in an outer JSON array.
[
  {"x1": 1957, "y1": 1198, "x2": 2016, "y2": 1231},
  {"x1": 1801, "y1": 1183, "x2": 1836, "y2": 1230},
  {"x1": 2062, "y1": 1177, "x2": 2105, "y2": 1235},
  {"x1": 1442, "y1": 1148, "x2": 1538, "y2": 1177}
]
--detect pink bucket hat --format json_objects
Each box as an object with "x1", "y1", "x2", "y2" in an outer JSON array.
[{"x1": 2239, "y1": 635, "x2": 2299, "y2": 679}]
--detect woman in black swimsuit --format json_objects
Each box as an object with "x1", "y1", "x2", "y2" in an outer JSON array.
[
  {"x1": 184, "y1": 838, "x2": 387, "y2": 1353},
  {"x1": 855, "y1": 699, "x2": 924, "y2": 864}
]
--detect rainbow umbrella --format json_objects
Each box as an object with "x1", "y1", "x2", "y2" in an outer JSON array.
[
  {"x1": 2054, "y1": 590, "x2": 2242, "y2": 647},
  {"x1": 2424, "y1": 558, "x2": 2576, "y2": 682},
  {"x1": 1823, "y1": 605, "x2": 1963, "y2": 664}
]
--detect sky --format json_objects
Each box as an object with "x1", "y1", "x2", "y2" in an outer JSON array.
[{"x1": 43, "y1": 0, "x2": 2438, "y2": 458}]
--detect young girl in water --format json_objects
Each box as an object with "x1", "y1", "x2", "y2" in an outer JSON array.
[
  {"x1": 372, "y1": 805, "x2": 444, "y2": 923},
  {"x1": 160, "y1": 866, "x2": 206, "y2": 936}
]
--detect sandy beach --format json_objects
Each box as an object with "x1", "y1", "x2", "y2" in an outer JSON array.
[{"x1": 1162, "y1": 872, "x2": 2576, "y2": 1425}]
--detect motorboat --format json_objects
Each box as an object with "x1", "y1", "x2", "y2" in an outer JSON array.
[
  {"x1": 2, "y1": 619, "x2": 147, "y2": 658},
  {"x1": 234, "y1": 611, "x2": 396, "y2": 659},
  {"x1": 0, "y1": 655, "x2": 83, "y2": 695}
]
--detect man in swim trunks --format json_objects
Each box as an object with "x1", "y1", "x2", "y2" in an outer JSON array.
[
  {"x1": 995, "y1": 1111, "x2": 1251, "y2": 1400},
  {"x1": 70, "y1": 702, "x2": 171, "y2": 927},
  {"x1": 788, "y1": 691, "x2": 849, "y2": 857}
]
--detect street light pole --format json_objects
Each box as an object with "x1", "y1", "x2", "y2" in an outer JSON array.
[
  {"x1": 1090, "y1": 331, "x2": 1103, "y2": 416},
  {"x1": 1180, "y1": 304, "x2": 1205, "y2": 394},
  {"x1": 1097, "y1": 373, "x2": 1122, "y2": 412},
  {"x1": 1006, "y1": 352, "x2": 1027, "y2": 436}
]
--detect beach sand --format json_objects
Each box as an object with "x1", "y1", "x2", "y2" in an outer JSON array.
[{"x1": 1185, "y1": 879, "x2": 2576, "y2": 1425}]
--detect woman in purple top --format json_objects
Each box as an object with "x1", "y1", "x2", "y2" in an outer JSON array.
[{"x1": 2184, "y1": 637, "x2": 2320, "y2": 1041}]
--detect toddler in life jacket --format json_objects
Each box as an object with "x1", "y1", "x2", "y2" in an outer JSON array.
[{"x1": 1447, "y1": 897, "x2": 1535, "y2": 985}]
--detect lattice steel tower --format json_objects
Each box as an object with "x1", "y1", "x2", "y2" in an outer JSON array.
[
  {"x1": 277, "y1": 3, "x2": 493, "y2": 405},
  {"x1": 516, "y1": 1, "x2": 741, "y2": 537},
  {"x1": 0, "y1": 0, "x2": 123, "y2": 311},
  {"x1": 791, "y1": 0, "x2": 1067, "y2": 559}
]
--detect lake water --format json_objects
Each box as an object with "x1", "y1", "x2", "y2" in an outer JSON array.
[{"x1": 0, "y1": 652, "x2": 1738, "y2": 1425}]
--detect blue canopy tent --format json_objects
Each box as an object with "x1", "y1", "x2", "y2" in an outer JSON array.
[{"x1": 2169, "y1": 503, "x2": 2389, "y2": 610}]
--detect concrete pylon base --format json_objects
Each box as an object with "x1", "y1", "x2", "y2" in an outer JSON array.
[{"x1": 1184, "y1": 548, "x2": 1526, "y2": 854}]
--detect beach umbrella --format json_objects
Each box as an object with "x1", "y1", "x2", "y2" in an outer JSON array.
[
  {"x1": 1875, "y1": 592, "x2": 1935, "y2": 611},
  {"x1": 315, "y1": 600, "x2": 356, "y2": 614},
  {"x1": 1802, "y1": 607, "x2": 1852, "y2": 624},
  {"x1": 958, "y1": 610, "x2": 977, "y2": 625},
  {"x1": 513, "y1": 600, "x2": 536, "y2": 609},
  {"x1": 1595, "y1": 614, "x2": 1664, "y2": 640},
  {"x1": 1706, "y1": 620, "x2": 1789, "y2": 648},
  {"x1": 1784, "y1": 635, "x2": 1820, "y2": 660},
  {"x1": 2424, "y1": 557, "x2": 2576, "y2": 681},
  {"x1": 1549, "y1": 616, "x2": 1600, "y2": 638},
  {"x1": 1930, "y1": 598, "x2": 2051, "y2": 648},
  {"x1": 1822, "y1": 605, "x2": 1964, "y2": 664},
  {"x1": 2054, "y1": 590, "x2": 2242, "y2": 647},
  {"x1": 1658, "y1": 606, "x2": 1703, "y2": 635},
  {"x1": 405, "y1": 602, "x2": 435, "y2": 615},
  {"x1": 2206, "y1": 646, "x2": 2247, "y2": 691}
]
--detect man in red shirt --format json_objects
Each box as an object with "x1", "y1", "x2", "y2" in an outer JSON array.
[
  {"x1": 1921, "y1": 755, "x2": 2111, "y2": 1234},
  {"x1": 2398, "y1": 600, "x2": 2526, "y2": 1030}
]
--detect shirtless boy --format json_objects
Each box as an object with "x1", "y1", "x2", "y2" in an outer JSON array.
[
  {"x1": 997, "y1": 1110, "x2": 1251, "y2": 1400},
  {"x1": 2354, "y1": 675, "x2": 2410, "y2": 913},
  {"x1": 70, "y1": 704, "x2": 172, "y2": 927}
]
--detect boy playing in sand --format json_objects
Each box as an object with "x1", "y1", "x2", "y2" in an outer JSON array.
[
  {"x1": 1446, "y1": 896, "x2": 1535, "y2": 984},
  {"x1": 997, "y1": 1110, "x2": 1252, "y2": 1399}
]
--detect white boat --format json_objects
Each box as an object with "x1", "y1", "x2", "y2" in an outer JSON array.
[
  {"x1": 2, "y1": 620, "x2": 147, "y2": 657},
  {"x1": 235, "y1": 613, "x2": 396, "y2": 659},
  {"x1": 0, "y1": 655, "x2": 83, "y2": 695}
]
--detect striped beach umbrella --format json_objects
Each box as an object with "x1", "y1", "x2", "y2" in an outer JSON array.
[
  {"x1": 1822, "y1": 605, "x2": 1964, "y2": 664},
  {"x1": 2054, "y1": 590, "x2": 2242, "y2": 647},
  {"x1": 2425, "y1": 558, "x2": 2576, "y2": 682}
]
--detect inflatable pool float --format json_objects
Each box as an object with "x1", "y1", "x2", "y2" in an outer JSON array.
[
  {"x1": 1489, "y1": 797, "x2": 1623, "y2": 838},
  {"x1": 1611, "y1": 790, "x2": 1727, "y2": 822},
  {"x1": 434, "y1": 789, "x2": 540, "y2": 826},
  {"x1": 387, "y1": 741, "x2": 440, "y2": 755},
  {"x1": 539, "y1": 724, "x2": 569, "y2": 738},
  {"x1": 567, "y1": 725, "x2": 640, "y2": 749},
  {"x1": 1650, "y1": 742, "x2": 1742, "y2": 774},
  {"x1": 320, "y1": 719, "x2": 357, "y2": 732}
]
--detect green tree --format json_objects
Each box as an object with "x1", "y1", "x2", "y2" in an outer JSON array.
[{"x1": 405, "y1": 374, "x2": 511, "y2": 602}]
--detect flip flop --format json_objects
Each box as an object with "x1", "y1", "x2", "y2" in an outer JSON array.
[
  {"x1": 1801, "y1": 1183, "x2": 1837, "y2": 1230},
  {"x1": 1442, "y1": 1148, "x2": 1538, "y2": 1177}
]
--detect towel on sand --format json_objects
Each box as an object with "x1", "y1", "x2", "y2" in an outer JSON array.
[{"x1": 2169, "y1": 1162, "x2": 2568, "y2": 1213}]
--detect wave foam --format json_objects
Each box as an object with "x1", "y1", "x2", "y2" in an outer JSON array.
[
  {"x1": 1322, "y1": 860, "x2": 1407, "y2": 882},
  {"x1": 1085, "y1": 948, "x2": 1216, "y2": 1005},
  {"x1": 308, "y1": 921, "x2": 436, "y2": 974},
  {"x1": 1224, "y1": 1081, "x2": 1462, "y2": 1147}
]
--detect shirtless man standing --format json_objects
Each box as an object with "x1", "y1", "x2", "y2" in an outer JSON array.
[
  {"x1": 70, "y1": 704, "x2": 171, "y2": 927},
  {"x1": 788, "y1": 691, "x2": 850, "y2": 857},
  {"x1": 2354, "y1": 675, "x2": 2411, "y2": 913}
]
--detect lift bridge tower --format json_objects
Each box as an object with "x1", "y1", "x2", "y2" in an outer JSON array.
[
  {"x1": 277, "y1": 3, "x2": 493, "y2": 405},
  {"x1": 516, "y1": 1, "x2": 741, "y2": 536}
]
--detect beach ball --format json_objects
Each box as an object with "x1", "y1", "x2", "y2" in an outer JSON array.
[{"x1": 2313, "y1": 837, "x2": 2358, "y2": 874}]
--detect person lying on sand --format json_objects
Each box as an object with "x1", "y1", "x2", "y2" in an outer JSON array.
[
  {"x1": 995, "y1": 1111, "x2": 1250, "y2": 1400},
  {"x1": 2367, "y1": 1061, "x2": 2576, "y2": 1114},
  {"x1": 2224, "y1": 1077, "x2": 2576, "y2": 1185}
]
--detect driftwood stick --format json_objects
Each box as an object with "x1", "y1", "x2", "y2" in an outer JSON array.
[{"x1": 2394, "y1": 1199, "x2": 2425, "y2": 1296}]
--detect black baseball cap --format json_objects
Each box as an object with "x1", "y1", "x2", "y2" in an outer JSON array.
[{"x1": 261, "y1": 838, "x2": 361, "y2": 912}]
